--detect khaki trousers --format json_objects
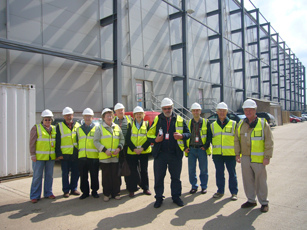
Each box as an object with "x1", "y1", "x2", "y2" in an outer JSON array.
[{"x1": 241, "y1": 155, "x2": 269, "y2": 205}]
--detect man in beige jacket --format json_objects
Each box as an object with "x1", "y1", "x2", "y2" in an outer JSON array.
[{"x1": 234, "y1": 99, "x2": 274, "y2": 213}]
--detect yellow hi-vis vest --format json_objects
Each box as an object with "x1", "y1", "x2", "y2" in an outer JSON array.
[
  {"x1": 147, "y1": 115, "x2": 185, "y2": 151},
  {"x1": 113, "y1": 115, "x2": 132, "y2": 128},
  {"x1": 127, "y1": 120, "x2": 152, "y2": 155},
  {"x1": 58, "y1": 122, "x2": 80, "y2": 155},
  {"x1": 237, "y1": 118, "x2": 266, "y2": 163},
  {"x1": 185, "y1": 118, "x2": 212, "y2": 156},
  {"x1": 76, "y1": 126, "x2": 98, "y2": 159},
  {"x1": 211, "y1": 120, "x2": 236, "y2": 156},
  {"x1": 35, "y1": 124, "x2": 56, "y2": 161},
  {"x1": 98, "y1": 124, "x2": 121, "y2": 160}
]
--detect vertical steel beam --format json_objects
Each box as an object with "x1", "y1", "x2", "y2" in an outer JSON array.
[
  {"x1": 304, "y1": 66, "x2": 306, "y2": 111},
  {"x1": 182, "y1": 0, "x2": 188, "y2": 108},
  {"x1": 288, "y1": 49, "x2": 292, "y2": 110},
  {"x1": 218, "y1": 0, "x2": 224, "y2": 101},
  {"x1": 256, "y1": 9, "x2": 261, "y2": 98},
  {"x1": 267, "y1": 23, "x2": 272, "y2": 101},
  {"x1": 282, "y1": 42, "x2": 287, "y2": 109},
  {"x1": 240, "y1": 0, "x2": 246, "y2": 101},
  {"x1": 276, "y1": 34, "x2": 280, "y2": 102}
]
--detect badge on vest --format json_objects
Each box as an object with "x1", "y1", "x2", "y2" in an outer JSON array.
[
  {"x1": 195, "y1": 136, "x2": 199, "y2": 142},
  {"x1": 165, "y1": 133, "x2": 169, "y2": 140}
]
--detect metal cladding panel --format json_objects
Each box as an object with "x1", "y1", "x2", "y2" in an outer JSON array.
[{"x1": 0, "y1": 83, "x2": 35, "y2": 177}]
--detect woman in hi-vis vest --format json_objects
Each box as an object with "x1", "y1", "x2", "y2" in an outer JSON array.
[
  {"x1": 29, "y1": 109, "x2": 56, "y2": 203},
  {"x1": 125, "y1": 106, "x2": 152, "y2": 198},
  {"x1": 94, "y1": 108, "x2": 125, "y2": 202}
]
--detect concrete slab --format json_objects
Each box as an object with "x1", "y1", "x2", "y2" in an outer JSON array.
[{"x1": 1, "y1": 122, "x2": 307, "y2": 229}]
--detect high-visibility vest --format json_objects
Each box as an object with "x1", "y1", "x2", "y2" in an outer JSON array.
[
  {"x1": 76, "y1": 126, "x2": 98, "y2": 159},
  {"x1": 147, "y1": 115, "x2": 185, "y2": 151},
  {"x1": 127, "y1": 120, "x2": 152, "y2": 154},
  {"x1": 35, "y1": 124, "x2": 56, "y2": 161},
  {"x1": 113, "y1": 115, "x2": 132, "y2": 128},
  {"x1": 186, "y1": 118, "x2": 212, "y2": 156},
  {"x1": 98, "y1": 124, "x2": 121, "y2": 160},
  {"x1": 58, "y1": 122, "x2": 80, "y2": 155},
  {"x1": 211, "y1": 120, "x2": 236, "y2": 156},
  {"x1": 237, "y1": 118, "x2": 266, "y2": 163}
]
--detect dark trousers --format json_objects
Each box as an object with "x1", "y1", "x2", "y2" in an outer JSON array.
[
  {"x1": 100, "y1": 162, "x2": 120, "y2": 197},
  {"x1": 126, "y1": 154, "x2": 149, "y2": 192},
  {"x1": 61, "y1": 159, "x2": 79, "y2": 193},
  {"x1": 154, "y1": 152, "x2": 182, "y2": 200},
  {"x1": 78, "y1": 159, "x2": 99, "y2": 195}
]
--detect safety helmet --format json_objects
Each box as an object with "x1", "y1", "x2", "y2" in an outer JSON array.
[
  {"x1": 216, "y1": 102, "x2": 228, "y2": 110},
  {"x1": 41, "y1": 109, "x2": 53, "y2": 117},
  {"x1": 242, "y1": 99, "x2": 257, "y2": 109},
  {"x1": 101, "y1": 108, "x2": 113, "y2": 116},
  {"x1": 190, "y1": 102, "x2": 202, "y2": 111},
  {"x1": 62, "y1": 107, "x2": 74, "y2": 115},
  {"x1": 114, "y1": 103, "x2": 125, "y2": 111},
  {"x1": 133, "y1": 106, "x2": 144, "y2": 114},
  {"x1": 82, "y1": 108, "x2": 94, "y2": 116},
  {"x1": 161, "y1": 97, "x2": 173, "y2": 108}
]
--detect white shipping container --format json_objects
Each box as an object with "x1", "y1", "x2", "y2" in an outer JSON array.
[{"x1": 0, "y1": 83, "x2": 36, "y2": 178}]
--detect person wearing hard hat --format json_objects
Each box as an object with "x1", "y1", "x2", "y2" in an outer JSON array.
[
  {"x1": 55, "y1": 107, "x2": 81, "y2": 198},
  {"x1": 29, "y1": 109, "x2": 56, "y2": 203},
  {"x1": 208, "y1": 102, "x2": 238, "y2": 201},
  {"x1": 184, "y1": 103, "x2": 212, "y2": 195},
  {"x1": 147, "y1": 98, "x2": 191, "y2": 208},
  {"x1": 74, "y1": 108, "x2": 99, "y2": 199},
  {"x1": 94, "y1": 108, "x2": 125, "y2": 201},
  {"x1": 235, "y1": 99, "x2": 274, "y2": 213},
  {"x1": 125, "y1": 106, "x2": 152, "y2": 198}
]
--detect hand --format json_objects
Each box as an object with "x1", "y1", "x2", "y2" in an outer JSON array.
[
  {"x1": 236, "y1": 155, "x2": 241, "y2": 163},
  {"x1": 31, "y1": 156, "x2": 37, "y2": 162},
  {"x1": 138, "y1": 148, "x2": 144, "y2": 155},
  {"x1": 155, "y1": 134, "x2": 164, "y2": 143},
  {"x1": 113, "y1": 148, "x2": 120, "y2": 155},
  {"x1": 200, "y1": 147, "x2": 205, "y2": 151},
  {"x1": 57, "y1": 156, "x2": 64, "y2": 160},
  {"x1": 134, "y1": 149, "x2": 141, "y2": 155},
  {"x1": 263, "y1": 158, "x2": 270, "y2": 165},
  {"x1": 184, "y1": 148, "x2": 190, "y2": 153},
  {"x1": 173, "y1": 132, "x2": 183, "y2": 140},
  {"x1": 105, "y1": 149, "x2": 112, "y2": 156}
]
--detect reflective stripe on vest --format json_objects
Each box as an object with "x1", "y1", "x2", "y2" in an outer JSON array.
[
  {"x1": 35, "y1": 124, "x2": 56, "y2": 161},
  {"x1": 147, "y1": 115, "x2": 185, "y2": 151},
  {"x1": 211, "y1": 120, "x2": 236, "y2": 156},
  {"x1": 127, "y1": 120, "x2": 152, "y2": 155},
  {"x1": 76, "y1": 126, "x2": 98, "y2": 159},
  {"x1": 237, "y1": 118, "x2": 266, "y2": 163},
  {"x1": 186, "y1": 118, "x2": 212, "y2": 156},
  {"x1": 98, "y1": 124, "x2": 121, "y2": 160},
  {"x1": 59, "y1": 122, "x2": 80, "y2": 155}
]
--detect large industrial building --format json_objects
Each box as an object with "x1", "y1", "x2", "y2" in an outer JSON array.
[{"x1": 0, "y1": 0, "x2": 305, "y2": 120}]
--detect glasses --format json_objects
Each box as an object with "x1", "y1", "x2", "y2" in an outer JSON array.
[
  {"x1": 43, "y1": 119, "x2": 51, "y2": 121},
  {"x1": 162, "y1": 107, "x2": 172, "y2": 111}
]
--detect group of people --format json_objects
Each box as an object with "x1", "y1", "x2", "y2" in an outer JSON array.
[{"x1": 29, "y1": 97, "x2": 273, "y2": 213}]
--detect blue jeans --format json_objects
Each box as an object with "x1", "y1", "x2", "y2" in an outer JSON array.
[
  {"x1": 61, "y1": 160, "x2": 79, "y2": 193},
  {"x1": 213, "y1": 158, "x2": 238, "y2": 195},
  {"x1": 188, "y1": 147, "x2": 208, "y2": 190},
  {"x1": 30, "y1": 160, "x2": 55, "y2": 199}
]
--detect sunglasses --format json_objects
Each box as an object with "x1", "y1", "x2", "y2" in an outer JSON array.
[
  {"x1": 43, "y1": 119, "x2": 52, "y2": 121},
  {"x1": 162, "y1": 107, "x2": 172, "y2": 111}
]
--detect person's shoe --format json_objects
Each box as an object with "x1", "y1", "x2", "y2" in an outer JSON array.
[
  {"x1": 70, "y1": 190, "x2": 81, "y2": 196},
  {"x1": 213, "y1": 192, "x2": 224, "y2": 198},
  {"x1": 201, "y1": 189, "x2": 207, "y2": 194},
  {"x1": 46, "y1": 195, "x2": 56, "y2": 199},
  {"x1": 173, "y1": 198, "x2": 184, "y2": 207},
  {"x1": 189, "y1": 188, "x2": 197, "y2": 194},
  {"x1": 31, "y1": 199, "x2": 38, "y2": 203},
  {"x1": 154, "y1": 198, "x2": 163, "y2": 208},
  {"x1": 114, "y1": 195, "x2": 121, "y2": 200},
  {"x1": 260, "y1": 204, "x2": 269, "y2": 212},
  {"x1": 104, "y1": 195, "x2": 111, "y2": 202},
  {"x1": 231, "y1": 194, "x2": 238, "y2": 201},
  {"x1": 241, "y1": 201, "x2": 257, "y2": 208},
  {"x1": 129, "y1": 192, "x2": 135, "y2": 198},
  {"x1": 143, "y1": 190, "x2": 151, "y2": 195},
  {"x1": 79, "y1": 193, "x2": 89, "y2": 200},
  {"x1": 92, "y1": 192, "x2": 99, "y2": 198},
  {"x1": 63, "y1": 192, "x2": 70, "y2": 198}
]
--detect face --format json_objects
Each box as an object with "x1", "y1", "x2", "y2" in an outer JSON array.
[
  {"x1": 64, "y1": 114, "x2": 73, "y2": 123},
  {"x1": 43, "y1": 117, "x2": 52, "y2": 127},
  {"x1": 217, "y1": 109, "x2": 227, "y2": 120},
  {"x1": 191, "y1": 109, "x2": 201, "y2": 118},
  {"x1": 103, "y1": 112, "x2": 113, "y2": 125},
  {"x1": 134, "y1": 112, "x2": 144, "y2": 121},
  {"x1": 162, "y1": 106, "x2": 173, "y2": 117},
  {"x1": 115, "y1": 108, "x2": 125, "y2": 118},
  {"x1": 244, "y1": 108, "x2": 257, "y2": 120},
  {"x1": 83, "y1": 115, "x2": 93, "y2": 125}
]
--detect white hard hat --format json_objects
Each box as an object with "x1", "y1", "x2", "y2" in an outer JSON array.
[
  {"x1": 161, "y1": 97, "x2": 173, "y2": 108},
  {"x1": 242, "y1": 99, "x2": 257, "y2": 109},
  {"x1": 190, "y1": 102, "x2": 202, "y2": 111},
  {"x1": 133, "y1": 106, "x2": 144, "y2": 114},
  {"x1": 101, "y1": 108, "x2": 112, "y2": 116},
  {"x1": 216, "y1": 102, "x2": 228, "y2": 110},
  {"x1": 62, "y1": 107, "x2": 74, "y2": 115},
  {"x1": 82, "y1": 108, "x2": 94, "y2": 116},
  {"x1": 41, "y1": 109, "x2": 53, "y2": 117},
  {"x1": 114, "y1": 103, "x2": 125, "y2": 111}
]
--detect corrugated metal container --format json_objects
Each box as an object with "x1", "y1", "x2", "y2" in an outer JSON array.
[{"x1": 0, "y1": 83, "x2": 36, "y2": 178}]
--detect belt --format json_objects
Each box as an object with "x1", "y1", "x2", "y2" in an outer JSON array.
[{"x1": 190, "y1": 145, "x2": 202, "y2": 149}]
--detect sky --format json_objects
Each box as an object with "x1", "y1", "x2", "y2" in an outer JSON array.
[{"x1": 245, "y1": 0, "x2": 307, "y2": 69}]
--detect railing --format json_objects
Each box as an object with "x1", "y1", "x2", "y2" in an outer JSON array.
[{"x1": 200, "y1": 98, "x2": 235, "y2": 114}]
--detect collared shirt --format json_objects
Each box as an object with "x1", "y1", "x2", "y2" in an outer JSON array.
[{"x1": 135, "y1": 120, "x2": 141, "y2": 130}]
